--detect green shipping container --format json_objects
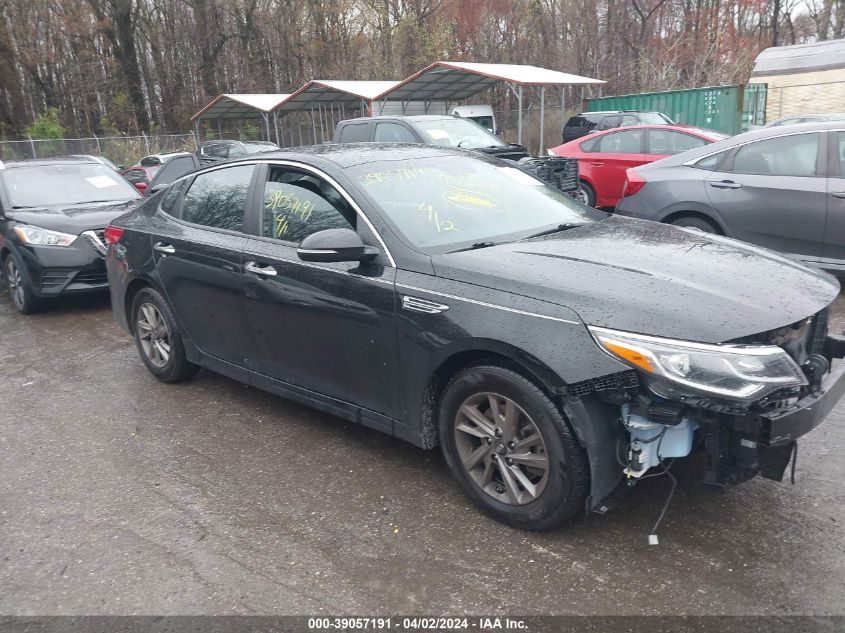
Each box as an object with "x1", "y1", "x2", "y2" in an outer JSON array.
[{"x1": 585, "y1": 84, "x2": 767, "y2": 135}]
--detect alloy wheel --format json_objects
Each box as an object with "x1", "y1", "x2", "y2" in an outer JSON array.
[
  {"x1": 575, "y1": 186, "x2": 591, "y2": 206},
  {"x1": 6, "y1": 258, "x2": 25, "y2": 311},
  {"x1": 453, "y1": 392, "x2": 550, "y2": 505},
  {"x1": 137, "y1": 302, "x2": 171, "y2": 368}
]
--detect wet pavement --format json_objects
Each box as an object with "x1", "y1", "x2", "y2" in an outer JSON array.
[{"x1": 1, "y1": 288, "x2": 844, "y2": 616}]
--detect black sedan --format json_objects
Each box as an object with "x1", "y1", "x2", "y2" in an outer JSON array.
[
  {"x1": 106, "y1": 144, "x2": 845, "y2": 531},
  {"x1": 0, "y1": 156, "x2": 141, "y2": 313}
]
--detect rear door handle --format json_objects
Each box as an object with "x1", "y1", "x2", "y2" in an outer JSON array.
[
  {"x1": 831, "y1": 192, "x2": 845, "y2": 199},
  {"x1": 588, "y1": 161, "x2": 605, "y2": 166},
  {"x1": 245, "y1": 261, "x2": 278, "y2": 277},
  {"x1": 153, "y1": 242, "x2": 175, "y2": 254},
  {"x1": 708, "y1": 180, "x2": 743, "y2": 189}
]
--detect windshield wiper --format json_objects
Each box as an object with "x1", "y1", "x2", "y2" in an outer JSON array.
[
  {"x1": 522, "y1": 223, "x2": 585, "y2": 240},
  {"x1": 448, "y1": 241, "x2": 499, "y2": 253}
]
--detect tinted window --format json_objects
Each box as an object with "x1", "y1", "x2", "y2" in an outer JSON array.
[
  {"x1": 150, "y1": 155, "x2": 197, "y2": 187},
  {"x1": 732, "y1": 133, "x2": 819, "y2": 177},
  {"x1": 180, "y1": 164, "x2": 255, "y2": 231},
  {"x1": 124, "y1": 168, "x2": 149, "y2": 184},
  {"x1": 338, "y1": 123, "x2": 370, "y2": 143},
  {"x1": 374, "y1": 122, "x2": 418, "y2": 143},
  {"x1": 565, "y1": 116, "x2": 593, "y2": 131},
  {"x1": 596, "y1": 129, "x2": 643, "y2": 153},
  {"x1": 201, "y1": 143, "x2": 229, "y2": 158},
  {"x1": 261, "y1": 167, "x2": 355, "y2": 244},
  {"x1": 648, "y1": 130, "x2": 708, "y2": 155},
  {"x1": 579, "y1": 137, "x2": 600, "y2": 152},
  {"x1": 349, "y1": 156, "x2": 602, "y2": 253},
  {"x1": 160, "y1": 180, "x2": 186, "y2": 214}
]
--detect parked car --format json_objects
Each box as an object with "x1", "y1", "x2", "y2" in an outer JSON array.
[
  {"x1": 0, "y1": 155, "x2": 140, "y2": 313},
  {"x1": 548, "y1": 125, "x2": 727, "y2": 207},
  {"x1": 561, "y1": 111, "x2": 673, "y2": 143},
  {"x1": 614, "y1": 120, "x2": 845, "y2": 275},
  {"x1": 121, "y1": 152, "x2": 194, "y2": 194},
  {"x1": 333, "y1": 115, "x2": 529, "y2": 161},
  {"x1": 105, "y1": 144, "x2": 845, "y2": 531},
  {"x1": 766, "y1": 112, "x2": 845, "y2": 127},
  {"x1": 196, "y1": 140, "x2": 280, "y2": 165}
]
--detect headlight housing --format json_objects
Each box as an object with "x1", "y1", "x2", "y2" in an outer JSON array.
[
  {"x1": 589, "y1": 326, "x2": 807, "y2": 402},
  {"x1": 13, "y1": 225, "x2": 78, "y2": 247}
]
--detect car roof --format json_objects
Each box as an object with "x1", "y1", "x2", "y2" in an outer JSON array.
[
  {"x1": 0, "y1": 155, "x2": 100, "y2": 169},
  {"x1": 573, "y1": 123, "x2": 722, "y2": 138},
  {"x1": 220, "y1": 143, "x2": 490, "y2": 169},
  {"x1": 638, "y1": 118, "x2": 845, "y2": 170},
  {"x1": 342, "y1": 115, "x2": 459, "y2": 123}
]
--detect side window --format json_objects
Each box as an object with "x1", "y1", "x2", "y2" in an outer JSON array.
[
  {"x1": 338, "y1": 123, "x2": 370, "y2": 143},
  {"x1": 598, "y1": 116, "x2": 620, "y2": 131},
  {"x1": 160, "y1": 180, "x2": 186, "y2": 215},
  {"x1": 374, "y1": 122, "x2": 418, "y2": 143},
  {"x1": 597, "y1": 129, "x2": 643, "y2": 154},
  {"x1": 648, "y1": 130, "x2": 708, "y2": 155},
  {"x1": 180, "y1": 164, "x2": 255, "y2": 231},
  {"x1": 732, "y1": 133, "x2": 819, "y2": 177},
  {"x1": 579, "y1": 137, "x2": 600, "y2": 152},
  {"x1": 227, "y1": 145, "x2": 246, "y2": 158},
  {"x1": 693, "y1": 150, "x2": 729, "y2": 170},
  {"x1": 261, "y1": 167, "x2": 356, "y2": 244},
  {"x1": 621, "y1": 115, "x2": 639, "y2": 126},
  {"x1": 124, "y1": 168, "x2": 148, "y2": 184}
]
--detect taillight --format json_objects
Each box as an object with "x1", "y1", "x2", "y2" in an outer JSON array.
[
  {"x1": 103, "y1": 225, "x2": 124, "y2": 245},
  {"x1": 622, "y1": 170, "x2": 646, "y2": 197}
]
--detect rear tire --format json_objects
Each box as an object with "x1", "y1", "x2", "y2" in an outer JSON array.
[
  {"x1": 576, "y1": 181, "x2": 596, "y2": 207},
  {"x1": 4, "y1": 252, "x2": 42, "y2": 314},
  {"x1": 669, "y1": 214, "x2": 719, "y2": 234},
  {"x1": 438, "y1": 365, "x2": 588, "y2": 530},
  {"x1": 131, "y1": 287, "x2": 199, "y2": 383}
]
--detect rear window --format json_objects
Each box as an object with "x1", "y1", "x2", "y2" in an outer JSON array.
[
  {"x1": 338, "y1": 123, "x2": 370, "y2": 143},
  {"x1": 638, "y1": 113, "x2": 673, "y2": 125}
]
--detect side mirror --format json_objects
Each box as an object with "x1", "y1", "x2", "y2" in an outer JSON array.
[
  {"x1": 297, "y1": 228, "x2": 380, "y2": 263},
  {"x1": 145, "y1": 183, "x2": 169, "y2": 197}
]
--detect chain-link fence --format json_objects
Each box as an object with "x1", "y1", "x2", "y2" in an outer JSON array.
[{"x1": 0, "y1": 133, "x2": 198, "y2": 167}]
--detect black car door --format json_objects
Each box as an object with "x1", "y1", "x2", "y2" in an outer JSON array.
[
  {"x1": 151, "y1": 163, "x2": 259, "y2": 365},
  {"x1": 240, "y1": 162, "x2": 400, "y2": 422}
]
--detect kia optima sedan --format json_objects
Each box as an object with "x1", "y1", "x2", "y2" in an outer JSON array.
[
  {"x1": 0, "y1": 155, "x2": 141, "y2": 313},
  {"x1": 105, "y1": 144, "x2": 845, "y2": 531}
]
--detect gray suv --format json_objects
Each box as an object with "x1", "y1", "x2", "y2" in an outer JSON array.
[{"x1": 615, "y1": 120, "x2": 845, "y2": 274}]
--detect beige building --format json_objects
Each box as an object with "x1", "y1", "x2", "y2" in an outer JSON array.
[{"x1": 751, "y1": 39, "x2": 845, "y2": 123}]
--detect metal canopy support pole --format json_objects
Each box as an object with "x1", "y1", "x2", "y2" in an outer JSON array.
[
  {"x1": 539, "y1": 86, "x2": 546, "y2": 155},
  {"x1": 273, "y1": 111, "x2": 282, "y2": 146},
  {"x1": 310, "y1": 107, "x2": 317, "y2": 144},
  {"x1": 517, "y1": 85, "x2": 524, "y2": 146},
  {"x1": 263, "y1": 113, "x2": 271, "y2": 141}
]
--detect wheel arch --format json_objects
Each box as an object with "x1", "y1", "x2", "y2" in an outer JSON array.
[
  {"x1": 661, "y1": 209, "x2": 725, "y2": 234},
  {"x1": 123, "y1": 275, "x2": 166, "y2": 334}
]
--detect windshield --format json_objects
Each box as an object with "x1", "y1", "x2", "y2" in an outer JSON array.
[
  {"x1": 415, "y1": 119, "x2": 505, "y2": 149},
  {"x1": 1, "y1": 163, "x2": 140, "y2": 207},
  {"x1": 244, "y1": 143, "x2": 279, "y2": 154},
  {"x1": 640, "y1": 112, "x2": 673, "y2": 124},
  {"x1": 351, "y1": 155, "x2": 605, "y2": 253}
]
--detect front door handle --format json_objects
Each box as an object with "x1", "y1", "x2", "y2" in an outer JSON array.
[
  {"x1": 245, "y1": 261, "x2": 278, "y2": 277},
  {"x1": 708, "y1": 180, "x2": 743, "y2": 189},
  {"x1": 153, "y1": 242, "x2": 175, "y2": 254},
  {"x1": 588, "y1": 161, "x2": 605, "y2": 167},
  {"x1": 831, "y1": 191, "x2": 845, "y2": 199}
]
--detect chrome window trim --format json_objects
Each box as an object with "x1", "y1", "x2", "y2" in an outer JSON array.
[
  {"x1": 682, "y1": 129, "x2": 829, "y2": 167},
  {"x1": 263, "y1": 159, "x2": 397, "y2": 268}
]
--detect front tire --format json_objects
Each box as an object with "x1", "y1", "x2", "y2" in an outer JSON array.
[
  {"x1": 4, "y1": 252, "x2": 42, "y2": 314},
  {"x1": 438, "y1": 365, "x2": 588, "y2": 530},
  {"x1": 131, "y1": 287, "x2": 199, "y2": 383}
]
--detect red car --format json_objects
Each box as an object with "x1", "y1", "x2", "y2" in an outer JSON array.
[{"x1": 548, "y1": 124, "x2": 727, "y2": 208}]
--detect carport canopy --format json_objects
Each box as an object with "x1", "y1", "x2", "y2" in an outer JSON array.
[
  {"x1": 373, "y1": 61, "x2": 606, "y2": 145},
  {"x1": 190, "y1": 93, "x2": 292, "y2": 143},
  {"x1": 275, "y1": 80, "x2": 401, "y2": 113}
]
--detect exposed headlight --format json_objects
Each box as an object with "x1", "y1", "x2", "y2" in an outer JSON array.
[
  {"x1": 589, "y1": 326, "x2": 807, "y2": 402},
  {"x1": 13, "y1": 225, "x2": 78, "y2": 247}
]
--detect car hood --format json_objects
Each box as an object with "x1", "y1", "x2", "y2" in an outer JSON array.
[
  {"x1": 5, "y1": 200, "x2": 140, "y2": 234},
  {"x1": 431, "y1": 216, "x2": 840, "y2": 343}
]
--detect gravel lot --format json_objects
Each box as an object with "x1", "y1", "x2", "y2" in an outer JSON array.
[{"x1": 1, "y1": 287, "x2": 844, "y2": 616}]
